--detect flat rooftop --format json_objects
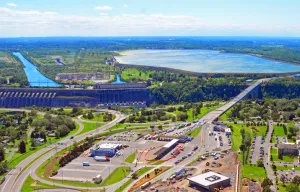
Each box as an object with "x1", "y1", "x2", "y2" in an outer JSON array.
[
  {"x1": 188, "y1": 171, "x2": 229, "y2": 187},
  {"x1": 163, "y1": 139, "x2": 179, "y2": 148}
]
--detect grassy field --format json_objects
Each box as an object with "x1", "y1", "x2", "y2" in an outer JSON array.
[
  {"x1": 229, "y1": 124, "x2": 267, "y2": 152},
  {"x1": 120, "y1": 68, "x2": 153, "y2": 82},
  {"x1": 115, "y1": 167, "x2": 152, "y2": 192},
  {"x1": 273, "y1": 126, "x2": 286, "y2": 136},
  {"x1": 21, "y1": 175, "x2": 58, "y2": 192},
  {"x1": 125, "y1": 151, "x2": 137, "y2": 163},
  {"x1": 82, "y1": 113, "x2": 116, "y2": 122},
  {"x1": 79, "y1": 122, "x2": 103, "y2": 134},
  {"x1": 8, "y1": 122, "x2": 81, "y2": 169},
  {"x1": 271, "y1": 148, "x2": 295, "y2": 162},
  {"x1": 185, "y1": 127, "x2": 202, "y2": 137},
  {"x1": 100, "y1": 166, "x2": 131, "y2": 186},
  {"x1": 241, "y1": 164, "x2": 267, "y2": 182},
  {"x1": 275, "y1": 165, "x2": 300, "y2": 171}
]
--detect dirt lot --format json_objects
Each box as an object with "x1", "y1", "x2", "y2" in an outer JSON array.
[{"x1": 135, "y1": 151, "x2": 239, "y2": 192}]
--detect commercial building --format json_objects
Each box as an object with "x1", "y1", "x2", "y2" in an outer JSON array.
[
  {"x1": 90, "y1": 143, "x2": 122, "y2": 157},
  {"x1": 225, "y1": 128, "x2": 232, "y2": 136},
  {"x1": 154, "y1": 139, "x2": 179, "y2": 160},
  {"x1": 278, "y1": 143, "x2": 299, "y2": 156},
  {"x1": 188, "y1": 171, "x2": 230, "y2": 192}
]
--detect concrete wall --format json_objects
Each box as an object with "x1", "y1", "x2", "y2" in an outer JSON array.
[{"x1": 0, "y1": 88, "x2": 150, "y2": 108}]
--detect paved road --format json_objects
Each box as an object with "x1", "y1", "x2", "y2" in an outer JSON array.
[
  {"x1": 122, "y1": 80, "x2": 267, "y2": 191},
  {"x1": 264, "y1": 120, "x2": 277, "y2": 192},
  {"x1": 0, "y1": 109, "x2": 125, "y2": 192},
  {"x1": 1, "y1": 80, "x2": 265, "y2": 192}
]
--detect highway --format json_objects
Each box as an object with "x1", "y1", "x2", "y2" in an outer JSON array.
[
  {"x1": 0, "y1": 79, "x2": 265, "y2": 192},
  {"x1": 122, "y1": 79, "x2": 267, "y2": 191},
  {"x1": 0, "y1": 109, "x2": 127, "y2": 192}
]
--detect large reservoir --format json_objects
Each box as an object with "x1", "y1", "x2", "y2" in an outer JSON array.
[
  {"x1": 13, "y1": 52, "x2": 61, "y2": 87},
  {"x1": 115, "y1": 50, "x2": 300, "y2": 73}
]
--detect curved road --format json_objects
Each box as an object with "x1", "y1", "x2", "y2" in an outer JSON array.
[
  {"x1": 0, "y1": 109, "x2": 126, "y2": 192},
  {"x1": 1, "y1": 79, "x2": 266, "y2": 192}
]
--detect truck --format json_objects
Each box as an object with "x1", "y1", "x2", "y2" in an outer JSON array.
[
  {"x1": 175, "y1": 168, "x2": 185, "y2": 176},
  {"x1": 92, "y1": 174, "x2": 102, "y2": 184},
  {"x1": 141, "y1": 182, "x2": 151, "y2": 189},
  {"x1": 94, "y1": 156, "x2": 110, "y2": 162}
]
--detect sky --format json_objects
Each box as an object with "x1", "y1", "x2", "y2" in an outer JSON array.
[{"x1": 0, "y1": 0, "x2": 300, "y2": 37}]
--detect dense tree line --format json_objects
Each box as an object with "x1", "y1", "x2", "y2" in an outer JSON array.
[
  {"x1": 150, "y1": 76, "x2": 247, "y2": 104},
  {"x1": 31, "y1": 114, "x2": 76, "y2": 138},
  {"x1": 262, "y1": 78, "x2": 300, "y2": 99}
]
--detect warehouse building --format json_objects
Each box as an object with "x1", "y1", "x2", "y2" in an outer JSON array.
[
  {"x1": 188, "y1": 171, "x2": 230, "y2": 192},
  {"x1": 154, "y1": 139, "x2": 179, "y2": 160},
  {"x1": 90, "y1": 143, "x2": 122, "y2": 157}
]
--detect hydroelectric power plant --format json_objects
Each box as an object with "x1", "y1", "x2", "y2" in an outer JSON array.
[{"x1": 0, "y1": 83, "x2": 150, "y2": 108}]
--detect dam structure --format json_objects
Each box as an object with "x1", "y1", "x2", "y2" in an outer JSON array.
[{"x1": 0, "y1": 84, "x2": 150, "y2": 108}]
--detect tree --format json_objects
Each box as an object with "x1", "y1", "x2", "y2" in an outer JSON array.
[
  {"x1": 256, "y1": 160, "x2": 264, "y2": 167},
  {"x1": 19, "y1": 140, "x2": 26, "y2": 154},
  {"x1": 239, "y1": 144, "x2": 245, "y2": 164},
  {"x1": 292, "y1": 175, "x2": 300, "y2": 186},
  {"x1": 261, "y1": 178, "x2": 273, "y2": 188},
  {"x1": 131, "y1": 172, "x2": 138, "y2": 179},
  {"x1": 262, "y1": 185, "x2": 271, "y2": 192},
  {"x1": 280, "y1": 174, "x2": 286, "y2": 186},
  {"x1": 87, "y1": 112, "x2": 94, "y2": 120},
  {"x1": 0, "y1": 145, "x2": 5, "y2": 162},
  {"x1": 286, "y1": 184, "x2": 299, "y2": 192}
]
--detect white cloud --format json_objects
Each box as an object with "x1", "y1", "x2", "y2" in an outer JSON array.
[
  {"x1": 95, "y1": 6, "x2": 112, "y2": 11},
  {"x1": 0, "y1": 7, "x2": 299, "y2": 37},
  {"x1": 7, "y1": 2, "x2": 17, "y2": 7},
  {"x1": 124, "y1": 4, "x2": 128, "y2": 8}
]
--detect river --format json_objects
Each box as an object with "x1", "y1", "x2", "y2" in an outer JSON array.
[
  {"x1": 13, "y1": 52, "x2": 61, "y2": 87},
  {"x1": 115, "y1": 50, "x2": 300, "y2": 73}
]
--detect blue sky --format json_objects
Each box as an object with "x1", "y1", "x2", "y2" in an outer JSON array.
[{"x1": 0, "y1": 0, "x2": 299, "y2": 37}]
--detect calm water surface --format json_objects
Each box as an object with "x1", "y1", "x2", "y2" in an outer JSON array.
[
  {"x1": 13, "y1": 52, "x2": 61, "y2": 87},
  {"x1": 115, "y1": 50, "x2": 300, "y2": 73}
]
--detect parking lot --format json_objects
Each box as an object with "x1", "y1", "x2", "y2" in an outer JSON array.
[
  {"x1": 104, "y1": 131, "x2": 138, "y2": 142},
  {"x1": 250, "y1": 136, "x2": 264, "y2": 164}
]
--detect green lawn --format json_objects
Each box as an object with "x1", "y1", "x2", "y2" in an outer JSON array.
[
  {"x1": 82, "y1": 113, "x2": 116, "y2": 122},
  {"x1": 21, "y1": 175, "x2": 58, "y2": 192},
  {"x1": 219, "y1": 108, "x2": 234, "y2": 121},
  {"x1": 100, "y1": 166, "x2": 131, "y2": 186},
  {"x1": 120, "y1": 68, "x2": 153, "y2": 81},
  {"x1": 241, "y1": 164, "x2": 267, "y2": 182},
  {"x1": 8, "y1": 122, "x2": 81, "y2": 169},
  {"x1": 229, "y1": 124, "x2": 267, "y2": 151},
  {"x1": 271, "y1": 148, "x2": 295, "y2": 162},
  {"x1": 115, "y1": 167, "x2": 151, "y2": 192},
  {"x1": 125, "y1": 151, "x2": 137, "y2": 163},
  {"x1": 273, "y1": 126, "x2": 286, "y2": 136},
  {"x1": 277, "y1": 183, "x2": 300, "y2": 192},
  {"x1": 79, "y1": 122, "x2": 104, "y2": 134},
  {"x1": 275, "y1": 165, "x2": 300, "y2": 171},
  {"x1": 185, "y1": 127, "x2": 202, "y2": 137}
]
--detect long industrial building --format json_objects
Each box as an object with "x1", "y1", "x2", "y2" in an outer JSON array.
[
  {"x1": 154, "y1": 139, "x2": 179, "y2": 160},
  {"x1": 0, "y1": 85, "x2": 150, "y2": 108}
]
